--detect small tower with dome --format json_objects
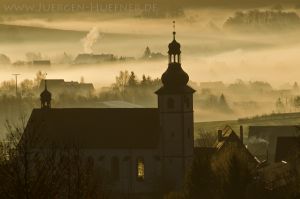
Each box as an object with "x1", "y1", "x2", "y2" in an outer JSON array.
[{"x1": 40, "y1": 79, "x2": 52, "y2": 109}]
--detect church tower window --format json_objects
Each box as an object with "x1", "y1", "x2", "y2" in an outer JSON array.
[
  {"x1": 184, "y1": 96, "x2": 190, "y2": 108},
  {"x1": 167, "y1": 98, "x2": 175, "y2": 109},
  {"x1": 137, "y1": 157, "x2": 145, "y2": 181}
]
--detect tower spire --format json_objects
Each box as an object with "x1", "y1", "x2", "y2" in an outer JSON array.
[
  {"x1": 45, "y1": 79, "x2": 47, "y2": 90},
  {"x1": 168, "y1": 21, "x2": 181, "y2": 64},
  {"x1": 40, "y1": 73, "x2": 52, "y2": 109},
  {"x1": 155, "y1": 21, "x2": 196, "y2": 93},
  {"x1": 173, "y1": 21, "x2": 176, "y2": 40},
  {"x1": 44, "y1": 73, "x2": 48, "y2": 90}
]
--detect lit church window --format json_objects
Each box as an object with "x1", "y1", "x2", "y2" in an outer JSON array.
[{"x1": 137, "y1": 157, "x2": 145, "y2": 181}]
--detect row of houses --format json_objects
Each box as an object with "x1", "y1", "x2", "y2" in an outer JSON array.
[{"x1": 4, "y1": 47, "x2": 165, "y2": 68}]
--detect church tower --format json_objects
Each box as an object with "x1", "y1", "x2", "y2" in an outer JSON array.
[
  {"x1": 155, "y1": 22, "x2": 195, "y2": 191},
  {"x1": 40, "y1": 79, "x2": 52, "y2": 109}
]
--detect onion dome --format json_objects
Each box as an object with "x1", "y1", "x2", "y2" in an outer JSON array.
[
  {"x1": 155, "y1": 21, "x2": 195, "y2": 94},
  {"x1": 162, "y1": 25, "x2": 189, "y2": 89},
  {"x1": 161, "y1": 63, "x2": 189, "y2": 89}
]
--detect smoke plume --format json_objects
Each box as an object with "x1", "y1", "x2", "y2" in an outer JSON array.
[
  {"x1": 248, "y1": 137, "x2": 269, "y2": 145},
  {"x1": 82, "y1": 27, "x2": 102, "y2": 53}
]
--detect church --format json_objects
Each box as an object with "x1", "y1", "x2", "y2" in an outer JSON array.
[{"x1": 25, "y1": 27, "x2": 196, "y2": 195}]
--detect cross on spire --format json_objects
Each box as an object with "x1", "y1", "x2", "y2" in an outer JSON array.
[
  {"x1": 44, "y1": 72, "x2": 48, "y2": 90},
  {"x1": 173, "y1": 21, "x2": 176, "y2": 40},
  {"x1": 173, "y1": 21, "x2": 176, "y2": 31}
]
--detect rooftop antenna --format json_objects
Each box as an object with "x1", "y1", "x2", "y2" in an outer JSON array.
[{"x1": 12, "y1": 74, "x2": 20, "y2": 97}]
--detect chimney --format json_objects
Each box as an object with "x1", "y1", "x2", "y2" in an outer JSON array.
[
  {"x1": 218, "y1": 129, "x2": 223, "y2": 142},
  {"x1": 240, "y1": 125, "x2": 244, "y2": 144}
]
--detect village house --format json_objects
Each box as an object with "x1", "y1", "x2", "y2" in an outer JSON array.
[
  {"x1": 195, "y1": 125, "x2": 260, "y2": 171},
  {"x1": 31, "y1": 60, "x2": 51, "y2": 67},
  {"x1": 39, "y1": 79, "x2": 95, "y2": 97},
  {"x1": 73, "y1": 53, "x2": 116, "y2": 65},
  {"x1": 248, "y1": 125, "x2": 300, "y2": 163}
]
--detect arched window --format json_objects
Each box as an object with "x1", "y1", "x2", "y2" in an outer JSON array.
[
  {"x1": 111, "y1": 156, "x2": 120, "y2": 181},
  {"x1": 184, "y1": 96, "x2": 190, "y2": 108},
  {"x1": 167, "y1": 98, "x2": 175, "y2": 109},
  {"x1": 136, "y1": 157, "x2": 145, "y2": 181}
]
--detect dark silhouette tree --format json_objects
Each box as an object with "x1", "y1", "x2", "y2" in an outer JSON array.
[
  {"x1": 211, "y1": 145, "x2": 256, "y2": 199},
  {"x1": 293, "y1": 82, "x2": 299, "y2": 92},
  {"x1": 275, "y1": 97, "x2": 285, "y2": 113},
  {"x1": 223, "y1": 154, "x2": 252, "y2": 199},
  {"x1": 143, "y1": 46, "x2": 151, "y2": 59},
  {"x1": 113, "y1": 70, "x2": 130, "y2": 92},
  {"x1": 0, "y1": 119, "x2": 108, "y2": 199},
  {"x1": 184, "y1": 153, "x2": 216, "y2": 199},
  {"x1": 218, "y1": 93, "x2": 232, "y2": 112},
  {"x1": 127, "y1": 71, "x2": 138, "y2": 88}
]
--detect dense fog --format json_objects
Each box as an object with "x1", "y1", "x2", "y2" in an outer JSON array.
[{"x1": 1, "y1": 7, "x2": 300, "y2": 134}]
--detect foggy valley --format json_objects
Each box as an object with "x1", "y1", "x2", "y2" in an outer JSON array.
[
  {"x1": 1, "y1": 7, "x2": 300, "y2": 129},
  {"x1": 1, "y1": 1, "x2": 300, "y2": 198}
]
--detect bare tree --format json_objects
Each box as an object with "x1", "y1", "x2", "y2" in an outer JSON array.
[
  {"x1": 58, "y1": 146, "x2": 110, "y2": 199},
  {"x1": 113, "y1": 71, "x2": 130, "y2": 93},
  {"x1": 0, "y1": 118, "x2": 109, "y2": 199},
  {"x1": 195, "y1": 128, "x2": 216, "y2": 147},
  {"x1": 33, "y1": 71, "x2": 47, "y2": 88}
]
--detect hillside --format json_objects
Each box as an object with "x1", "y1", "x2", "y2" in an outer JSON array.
[
  {"x1": 0, "y1": 24, "x2": 150, "y2": 43},
  {"x1": 0, "y1": 24, "x2": 87, "y2": 43},
  {"x1": 195, "y1": 112, "x2": 300, "y2": 138}
]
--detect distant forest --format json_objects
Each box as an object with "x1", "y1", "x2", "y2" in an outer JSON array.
[{"x1": 224, "y1": 9, "x2": 300, "y2": 31}]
